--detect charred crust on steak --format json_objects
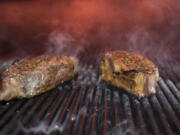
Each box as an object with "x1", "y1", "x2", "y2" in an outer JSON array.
[
  {"x1": 0, "y1": 55, "x2": 78, "y2": 101},
  {"x1": 100, "y1": 50, "x2": 159, "y2": 97}
]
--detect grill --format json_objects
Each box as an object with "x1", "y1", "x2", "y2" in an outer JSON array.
[{"x1": 0, "y1": 64, "x2": 179, "y2": 135}]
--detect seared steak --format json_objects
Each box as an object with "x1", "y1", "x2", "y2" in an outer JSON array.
[
  {"x1": 100, "y1": 51, "x2": 159, "y2": 97},
  {"x1": 0, "y1": 55, "x2": 78, "y2": 101}
]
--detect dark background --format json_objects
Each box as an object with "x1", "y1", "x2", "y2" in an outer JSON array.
[{"x1": 0, "y1": 0, "x2": 180, "y2": 81}]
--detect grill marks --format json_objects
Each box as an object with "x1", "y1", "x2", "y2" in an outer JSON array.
[{"x1": 0, "y1": 65, "x2": 179, "y2": 135}]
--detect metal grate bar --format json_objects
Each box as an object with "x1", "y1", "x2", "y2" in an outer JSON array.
[
  {"x1": 0, "y1": 100, "x2": 25, "y2": 129},
  {"x1": 166, "y1": 80, "x2": 180, "y2": 103},
  {"x1": 131, "y1": 98, "x2": 148, "y2": 135},
  {"x1": 156, "y1": 88, "x2": 180, "y2": 133},
  {"x1": 150, "y1": 95, "x2": 174, "y2": 135},
  {"x1": 158, "y1": 79, "x2": 180, "y2": 116},
  {"x1": 141, "y1": 98, "x2": 161, "y2": 135}
]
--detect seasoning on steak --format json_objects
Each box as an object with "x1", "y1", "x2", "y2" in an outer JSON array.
[
  {"x1": 100, "y1": 51, "x2": 159, "y2": 97},
  {"x1": 0, "y1": 55, "x2": 78, "y2": 101}
]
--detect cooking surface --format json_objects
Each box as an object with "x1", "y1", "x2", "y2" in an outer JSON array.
[{"x1": 0, "y1": 65, "x2": 179, "y2": 135}]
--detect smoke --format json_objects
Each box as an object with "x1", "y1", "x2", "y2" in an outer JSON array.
[
  {"x1": 109, "y1": 120, "x2": 139, "y2": 135},
  {"x1": 0, "y1": 0, "x2": 180, "y2": 65},
  {"x1": 17, "y1": 119, "x2": 137, "y2": 135},
  {"x1": 18, "y1": 121, "x2": 63, "y2": 134},
  {"x1": 126, "y1": 27, "x2": 178, "y2": 60},
  {"x1": 47, "y1": 31, "x2": 84, "y2": 57}
]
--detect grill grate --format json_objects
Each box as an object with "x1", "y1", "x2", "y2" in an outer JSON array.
[{"x1": 0, "y1": 65, "x2": 179, "y2": 135}]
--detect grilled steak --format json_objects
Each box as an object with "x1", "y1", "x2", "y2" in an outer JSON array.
[
  {"x1": 0, "y1": 55, "x2": 78, "y2": 101},
  {"x1": 100, "y1": 51, "x2": 159, "y2": 97}
]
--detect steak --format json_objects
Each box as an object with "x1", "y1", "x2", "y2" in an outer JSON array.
[
  {"x1": 100, "y1": 51, "x2": 159, "y2": 97},
  {"x1": 0, "y1": 55, "x2": 78, "y2": 101}
]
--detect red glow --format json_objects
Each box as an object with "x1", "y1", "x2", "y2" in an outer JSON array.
[
  {"x1": 0, "y1": 0, "x2": 179, "y2": 32},
  {"x1": 0, "y1": 0, "x2": 180, "y2": 64}
]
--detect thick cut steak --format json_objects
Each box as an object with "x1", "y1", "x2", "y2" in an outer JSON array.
[
  {"x1": 0, "y1": 55, "x2": 78, "y2": 101},
  {"x1": 100, "y1": 51, "x2": 159, "y2": 97}
]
